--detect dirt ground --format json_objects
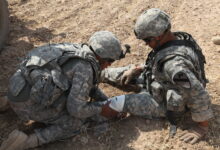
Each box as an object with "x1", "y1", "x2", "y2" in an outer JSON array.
[{"x1": 0, "y1": 0, "x2": 220, "y2": 149}]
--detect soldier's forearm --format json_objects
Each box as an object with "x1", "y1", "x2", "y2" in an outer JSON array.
[
  {"x1": 133, "y1": 65, "x2": 144, "y2": 74},
  {"x1": 100, "y1": 66, "x2": 131, "y2": 83}
]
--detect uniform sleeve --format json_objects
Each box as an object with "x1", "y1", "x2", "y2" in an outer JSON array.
[
  {"x1": 163, "y1": 56, "x2": 213, "y2": 122},
  {"x1": 66, "y1": 60, "x2": 102, "y2": 119},
  {"x1": 186, "y1": 72, "x2": 213, "y2": 122},
  {"x1": 89, "y1": 87, "x2": 108, "y2": 101},
  {"x1": 100, "y1": 65, "x2": 131, "y2": 84}
]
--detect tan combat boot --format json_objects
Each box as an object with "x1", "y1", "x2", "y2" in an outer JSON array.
[{"x1": 0, "y1": 130, "x2": 39, "y2": 150}]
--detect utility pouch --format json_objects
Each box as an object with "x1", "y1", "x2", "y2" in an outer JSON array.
[
  {"x1": 8, "y1": 70, "x2": 26, "y2": 97},
  {"x1": 150, "y1": 81, "x2": 164, "y2": 103},
  {"x1": 51, "y1": 69, "x2": 69, "y2": 91},
  {"x1": 30, "y1": 72, "x2": 55, "y2": 106},
  {"x1": 166, "y1": 89, "x2": 185, "y2": 112},
  {"x1": 8, "y1": 70, "x2": 31, "y2": 102}
]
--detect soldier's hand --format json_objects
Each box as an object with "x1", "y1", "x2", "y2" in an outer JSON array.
[
  {"x1": 121, "y1": 69, "x2": 135, "y2": 85},
  {"x1": 121, "y1": 66, "x2": 143, "y2": 85},
  {"x1": 101, "y1": 102, "x2": 119, "y2": 119},
  {"x1": 179, "y1": 125, "x2": 208, "y2": 144},
  {"x1": 101, "y1": 95, "x2": 127, "y2": 119}
]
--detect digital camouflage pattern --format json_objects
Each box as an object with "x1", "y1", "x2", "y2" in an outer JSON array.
[
  {"x1": 100, "y1": 65, "x2": 132, "y2": 83},
  {"x1": 134, "y1": 8, "x2": 171, "y2": 39},
  {"x1": 123, "y1": 92, "x2": 166, "y2": 118},
  {"x1": 101, "y1": 37, "x2": 213, "y2": 122},
  {"x1": 89, "y1": 31, "x2": 122, "y2": 60},
  {"x1": 8, "y1": 43, "x2": 108, "y2": 144}
]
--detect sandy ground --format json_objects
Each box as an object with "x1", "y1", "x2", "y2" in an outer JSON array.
[{"x1": 0, "y1": 0, "x2": 220, "y2": 149}]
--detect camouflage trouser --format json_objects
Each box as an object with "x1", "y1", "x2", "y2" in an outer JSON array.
[
  {"x1": 34, "y1": 113, "x2": 84, "y2": 145},
  {"x1": 123, "y1": 92, "x2": 166, "y2": 119},
  {"x1": 34, "y1": 92, "x2": 166, "y2": 144},
  {"x1": 101, "y1": 66, "x2": 166, "y2": 119},
  {"x1": 34, "y1": 113, "x2": 107, "y2": 145},
  {"x1": 10, "y1": 101, "x2": 106, "y2": 145}
]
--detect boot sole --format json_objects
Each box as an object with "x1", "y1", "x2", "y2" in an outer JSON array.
[{"x1": 0, "y1": 130, "x2": 28, "y2": 150}]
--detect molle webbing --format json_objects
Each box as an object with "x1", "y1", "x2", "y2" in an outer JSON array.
[{"x1": 144, "y1": 32, "x2": 207, "y2": 91}]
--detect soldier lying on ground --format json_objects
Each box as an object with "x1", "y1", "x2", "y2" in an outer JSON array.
[
  {"x1": 0, "y1": 31, "x2": 127, "y2": 150},
  {"x1": 100, "y1": 8, "x2": 213, "y2": 144}
]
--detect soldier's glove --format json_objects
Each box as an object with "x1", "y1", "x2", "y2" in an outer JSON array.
[
  {"x1": 121, "y1": 65, "x2": 143, "y2": 85},
  {"x1": 101, "y1": 95, "x2": 126, "y2": 119},
  {"x1": 179, "y1": 124, "x2": 208, "y2": 144}
]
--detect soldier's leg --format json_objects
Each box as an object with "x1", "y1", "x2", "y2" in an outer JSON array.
[
  {"x1": 0, "y1": 114, "x2": 86, "y2": 150},
  {"x1": 35, "y1": 114, "x2": 86, "y2": 145},
  {"x1": 86, "y1": 114, "x2": 110, "y2": 136},
  {"x1": 123, "y1": 92, "x2": 166, "y2": 119}
]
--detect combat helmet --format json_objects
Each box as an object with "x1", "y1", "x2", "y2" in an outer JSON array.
[
  {"x1": 88, "y1": 31, "x2": 122, "y2": 61},
  {"x1": 134, "y1": 8, "x2": 171, "y2": 39}
]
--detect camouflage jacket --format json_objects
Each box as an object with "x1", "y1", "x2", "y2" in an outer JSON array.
[
  {"x1": 8, "y1": 43, "x2": 107, "y2": 122},
  {"x1": 101, "y1": 32, "x2": 213, "y2": 122}
]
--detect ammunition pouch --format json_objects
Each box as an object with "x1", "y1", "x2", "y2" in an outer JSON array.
[{"x1": 150, "y1": 81, "x2": 164, "y2": 104}]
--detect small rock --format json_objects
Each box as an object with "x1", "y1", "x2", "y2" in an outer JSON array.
[
  {"x1": 57, "y1": 0, "x2": 65, "y2": 3},
  {"x1": 162, "y1": 144, "x2": 170, "y2": 150},
  {"x1": 159, "y1": 136, "x2": 164, "y2": 143},
  {"x1": 165, "y1": 135, "x2": 169, "y2": 143},
  {"x1": 212, "y1": 36, "x2": 220, "y2": 45}
]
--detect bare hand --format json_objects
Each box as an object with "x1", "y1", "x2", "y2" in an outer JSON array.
[
  {"x1": 179, "y1": 125, "x2": 208, "y2": 144},
  {"x1": 121, "y1": 66, "x2": 143, "y2": 85}
]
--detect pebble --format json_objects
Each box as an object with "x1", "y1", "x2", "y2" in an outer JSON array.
[
  {"x1": 212, "y1": 36, "x2": 220, "y2": 45},
  {"x1": 162, "y1": 144, "x2": 170, "y2": 150},
  {"x1": 57, "y1": 0, "x2": 66, "y2": 3}
]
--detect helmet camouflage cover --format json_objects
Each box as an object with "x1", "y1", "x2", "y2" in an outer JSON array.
[
  {"x1": 88, "y1": 31, "x2": 122, "y2": 60},
  {"x1": 134, "y1": 8, "x2": 171, "y2": 39}
]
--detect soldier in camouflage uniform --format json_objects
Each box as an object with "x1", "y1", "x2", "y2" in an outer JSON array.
[
  {"x1": 0, "y1": 31, "x2": 126, "y2": 150},
  {"x1": 100, "y1": 8, "x2": 213, "y2": 144}
]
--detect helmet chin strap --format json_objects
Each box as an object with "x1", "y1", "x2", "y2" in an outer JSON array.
[
  {"x1": 154, "y1": 30, "x2": 170, "y2": 50},
  {"x1": 154, "y1": 39, "x2": 161, "y2": 50}
]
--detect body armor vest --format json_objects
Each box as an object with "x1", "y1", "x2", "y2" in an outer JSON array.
[
  {"x1": 143, "y1": 32, "x2": 207, "y2": 92},
  {"x1": 8, "y1": 43, "x2": 100, "y2": 103}
]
